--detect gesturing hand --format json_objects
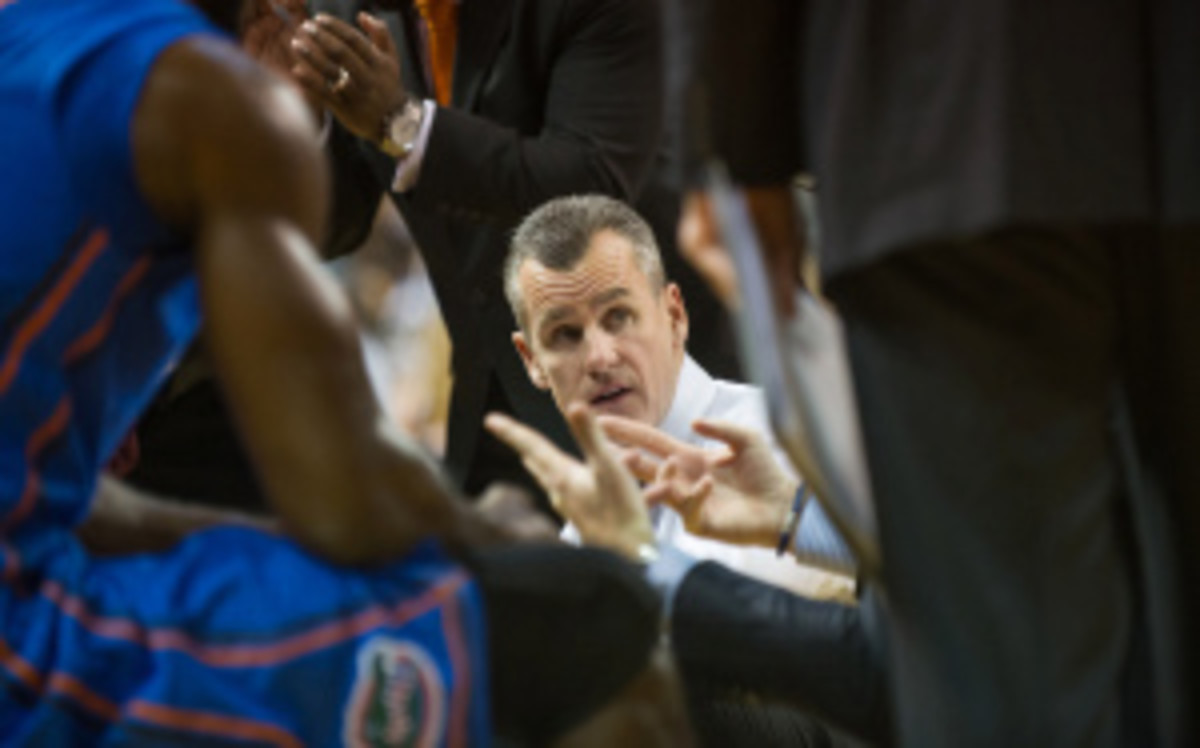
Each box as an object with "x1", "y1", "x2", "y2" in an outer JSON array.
[
  {"x1": 599, "y1": 416, "x2": 797, "y2": 549},
  {"x1": 485, "y1": 404, "x2": 655, "y2": 561},
  {"x1": 291, "y1": 13, "x2": 408, "y2": 142}
]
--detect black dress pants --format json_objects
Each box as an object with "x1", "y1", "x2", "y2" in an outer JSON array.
[{"x1": 825, "y1": 226, "x2": 1200, "y2": 747}]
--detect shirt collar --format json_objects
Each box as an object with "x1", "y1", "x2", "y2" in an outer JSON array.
[{"x1": 657, "y1": 355, "x2": 717, "y2": 442}]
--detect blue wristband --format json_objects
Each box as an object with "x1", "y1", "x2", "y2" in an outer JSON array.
[{"x1": 775, "y1": 483, "x2": 807, "y2": 556}]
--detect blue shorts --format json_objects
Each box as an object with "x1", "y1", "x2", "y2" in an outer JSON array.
[{"x1": 0, "y1": 525, "x2": 490, "y2": 746}]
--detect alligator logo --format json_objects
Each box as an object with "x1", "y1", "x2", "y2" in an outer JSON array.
[{"x1": 343, "y1": 637, "x2": 446, "y2": 748}]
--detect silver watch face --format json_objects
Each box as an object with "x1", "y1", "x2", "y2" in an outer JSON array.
[{"x1": 388, "y1": 102, "x2": 423, "y2": 149}]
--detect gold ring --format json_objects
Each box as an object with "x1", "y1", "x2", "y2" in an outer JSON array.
[{"x1": 331, "y1": 66, "x2": 351, "y2": 93}]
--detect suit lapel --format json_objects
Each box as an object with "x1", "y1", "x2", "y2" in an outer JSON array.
[{"x1": 452, "y1": 0, "x2": 516, "y2": 110}]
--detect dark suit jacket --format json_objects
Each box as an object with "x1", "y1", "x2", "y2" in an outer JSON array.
[
  {"x1": 328, "y1": 0, "x2": 739, "y2": 498},
  {"x1": 670, "y1": 2, "x2": 1200, "y2": 745}
]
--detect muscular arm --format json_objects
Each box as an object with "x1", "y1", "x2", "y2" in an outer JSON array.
[{"x1": 133, "y1": 37, "x2": 485, "y2": 565}]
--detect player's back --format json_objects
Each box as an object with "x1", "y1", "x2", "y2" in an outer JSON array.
[{"x1": 0, "y1": 0, "x2": 216, "y2": 534}]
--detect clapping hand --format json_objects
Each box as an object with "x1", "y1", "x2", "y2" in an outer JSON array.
[
  {"x1": 485, "y1": 404, "x2": 655, "y2": 561},
  {"x1": 600, "y1": 416, "x2": 797, "y2": 549},
  {"x1": 290, "y1": 12, "x2": 408, "y2": 142}
]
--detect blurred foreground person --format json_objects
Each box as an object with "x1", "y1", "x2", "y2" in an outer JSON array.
[
  {"x1": 0, "y1": 0, "x2": 692, "y2": 743},
  {"x1": 673, "y1": 0, "x2": 1200, "y2": 745}
]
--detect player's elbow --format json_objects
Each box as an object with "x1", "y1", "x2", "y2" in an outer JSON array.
[
  {"x1": 263, "y1": 467, "x2": 390, "y2": 565},
  {"x1": 281, "y1": 505, "x2": 402, "y2": 567},
  {"x1": 261, "y1": 427, "x2": 458, "y2": 566},
  {"x1": 272, "y1": 470, "x2": 447, "y2": 567},
  {"x1": 290, "y1": 523, "x2": 375, "y2": 566}
]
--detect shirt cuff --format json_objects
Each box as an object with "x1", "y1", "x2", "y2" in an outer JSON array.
[
  {"x1": 560, "y1": 521, "x2": 582, "y2": 546},
  {"x1": 390, "y1": 99, "x2": 438, "y2": 193},
  {"x1": 792, "y1": 499, "x2": 858, "y2": 576},
  {"x1": 644, "y1": 544, "x2": 700, "y2": 640}
]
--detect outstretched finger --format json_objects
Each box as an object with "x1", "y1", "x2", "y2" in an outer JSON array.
[
  {"x1": 644, "y1": 458, "x2": 683, "y2": 507},
  {"x1": 565, "y1": 403, "x2": 613, "y2": 462},
  {"x1": 683, "y1": 474, "x2": 715, "y2": 504},
  {"x1": 644, "y1": 480, "x2": 676, "y2": 507},
  {"x1": 621, "y1": 449, "x2": 661, "y2": 483},
  {"x1": 597, "y1": 414, "x2": 687, "y2": 457},
  {"x1": 291, "y1": 29, "x2": 342, "y2": 82},
  {"x1": 314, "y1": 13, "x2": 380, "y2": 64},
  {"x1": 300, "y1": 15, "x2": 373, "y2": 82},
  {"x1": 357, "y1": 11, "x2": 397, "y2": 57},
  {"x1": 691, "y1": 418, "x2": 758, "y2": 452},
  {"x1": 677, "y1": 475, "x2": 715, "y2": 535},
  {"x1": 645, "y1": 470, "x2": 713, "y2": 513}
]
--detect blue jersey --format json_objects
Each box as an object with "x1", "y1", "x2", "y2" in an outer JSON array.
[
  {"x1": 0, "y1": 1, "x2": 492, "y2": 744},
  {"x1": 0, "y1": 0, "x2": 206, "y2": 538}
]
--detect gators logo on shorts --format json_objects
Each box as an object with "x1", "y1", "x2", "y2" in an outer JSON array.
[{"x1": 343, "y1": 637, "x2": 446, "y2": 748}]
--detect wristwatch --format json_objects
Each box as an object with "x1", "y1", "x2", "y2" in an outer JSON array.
[{"x1": 379, "y1": 98, "x2": 425, "y2": 158}]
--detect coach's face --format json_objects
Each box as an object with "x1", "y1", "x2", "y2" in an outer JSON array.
[{"x1": 514, "y1": 231, "x2": 688, "y2": 426}]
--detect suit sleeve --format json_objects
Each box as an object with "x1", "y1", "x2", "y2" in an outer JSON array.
[
  {"x1": 411, "y1": 0, "x2": 665, "y2": 220},
  {"x1": 672, "y1": 561, "x2": 892, "y2": 743}
]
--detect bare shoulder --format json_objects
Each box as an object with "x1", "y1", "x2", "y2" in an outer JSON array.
[{"x1": 133, "y1": 34, "x2": 326, "y2": 235}]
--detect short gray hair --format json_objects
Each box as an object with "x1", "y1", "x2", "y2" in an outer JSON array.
[{"x1": 505, "y1": 195, "x2": 665, "y2": 330}]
